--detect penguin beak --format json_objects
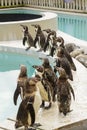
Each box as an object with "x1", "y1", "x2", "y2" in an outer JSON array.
[
  {"x1": 32, "y1": 65, "x2": 38, "y2": 69},
  {"x1": 39, "y1": 57, "x2": 45, "y2": 61},
  {"x1": 32, "y1": 65, "x2": 43, "y2": 73}
]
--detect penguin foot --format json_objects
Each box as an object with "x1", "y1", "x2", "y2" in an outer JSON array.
[
  {"x1": 34, "y1": 45, "x2": 37, "y2": 48},
  {"x1": 15, "y1": 122, "x2": 23, "y2": 129},
  {"x1": 47, "y1": 54, "x2": 51, "y2": 56},
  {"x1": 32, "y1": 123, "x2": 42, "y2": 128},
  {"x1": 28, "y1": 128, "x2": 36, "y2": 130},
  {"x1": 25, "y1": 47, "x2": 30, "y2": 51},
  {"x1": 68, "y1": 109, "x2": 73, "y2": 113},
  {"x1": 40, "y1": 101, "x2": 45, "y2": 108},
  {"x1": 63, "y1": 109, "x2": 73, "y2": 116},
  {"x1": 59, "y1": 109, "x2": 62, "y2": 113},
  {"x1": 37, "y1": 48, "x2": 43, "y2": 52},
  {"x1": 63, "y1": 112, "x2": 67, "y2": 116},
  {"x1": 28, "y1": 123, "x2": 42, "y2": 130},
  {"x1": 44, "y1": 103, "x2": 52, "y2": 109},
  {"x1": 40, "y1": 104, "x2": 44, "y2": 108}
]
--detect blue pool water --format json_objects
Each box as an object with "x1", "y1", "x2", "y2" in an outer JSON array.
[
  {"x1": 0, "y1": 8, "x2": 87, "y2": 41},
  {"x1": 0, "y1": 52, "x2": 42, "y2": 74},
  {"x1": 58, "y1": 13, "x2": 87, "y2": 41}
]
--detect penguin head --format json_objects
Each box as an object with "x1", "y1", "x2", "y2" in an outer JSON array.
[
  {"x1": 55, "y1": 67, "x2": 68, "y2": 80},
  {"x1": 43, "y1": 28, "x2": 51, "y2": 33},
  {"x1": 39, "y1": 57, "x2": 50, "y2": 69},
  {"x1": 57, "y1": 37, "x2": 64, "y2": 47},
  {"x1": 32, "y1": 65, "x2": 44, "y2": 73},
  {"x1": 57, "y1": 47, "x2": 64, "y2": 57},
  {"x1": 24, "y1": 77, "x2": 38, "y2": 94},
  {"x1": 32, "y1": 65, "x2": 44, "y2": 79},
  {"x1": 31, "y1": 24, "x2": 41, "y2": 32},
  {"x1": 19, "y1": 65, "x2": 27, "y2": 78}
]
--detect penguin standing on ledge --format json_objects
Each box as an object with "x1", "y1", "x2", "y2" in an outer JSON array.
[
  {"x1": 31, "y1": 24, "x2": 46, "y2": 51},
  {"x1": 32, "y1": 65, "x2": 52, "y2": 109},
  {"x1": 13, "y1": 65, "x2": 28, "y2": 105},
  {"x1": 43, "y1": 29, "x2": 56, "y2": 53},
  {"x1": 15, "y1": 77, "x2": 42, "y2": 130},
  {"x1": 55, "y1": 67, "x2": 75, "y2": 115},
  {"x1": 58, "y1": 41, "x2": 76, "y2": 71},
  {"x1": 40, "y1": 58, "x2": 58, "y2": 102},
  {"x1": 20, "y1": 24, "x2": 35, "y2": 51},
  {"x1": 54, "y1": 47, "x2": 73, "y2": 81}
]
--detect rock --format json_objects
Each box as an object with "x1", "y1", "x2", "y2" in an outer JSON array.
[
  {"x1": 65, "y1": 43, "x2": 80, "y2": 53},
  {"x1": 76, "y1": 54, "x2": 87, "y2": 68},
  {"x1": 70, "y1": 49, "x2": 84, "y2": 58}
]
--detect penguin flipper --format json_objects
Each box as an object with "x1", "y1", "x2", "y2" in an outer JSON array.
[
  {"x1": 65, "y1": 51, "x2": 76, "y2": 71},
  {"x1": 13, "y1": 87, "x2": 20, "y2": 105},
  {"x1": 23, "y1": 36, "x2": 27, "y2": 46},
  {"x1": 27, "y1": 102, "x2": 35, "y2": 126}
]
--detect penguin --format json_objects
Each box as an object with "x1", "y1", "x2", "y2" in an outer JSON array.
[
  {"x1": 58, "y1": 41, "x2": 77, "y2": 71},
  {"x1": 32, "y1": 65, "x2": 52, "y2": 109},
  {"x1": 43, "y1": 29, "x2": 57, "y2": 53},
  {"x1": 15, "y1": 77, "x2": 42, "y2": 130},
  {"x1": 13, "y1": 65, "x2": 28, "y2": 105},
  {"x1": 44, "y1": 30, "x2": 57, "y2": 57},
  {"x1": 31, "y1": 24, "x2": 46, "y2": 51},
  {"x1": 54, "y1": 47, "x2": 73, "y2": 81},
  {"x1": 64, "y1": 43, "x2": 80, "y2": 53},
  {"x1": 48, "y1": 36, "x2": 64, "y2": 57},
  {"x1": 20, "y1": 24, "x2": 35, "y2": 51},
  {"x1": 39, "y1": 58, "x2": 58, "y2": 102},
  {"x1": 55, "y1": 67, "x2": 75, "y2": 116}
]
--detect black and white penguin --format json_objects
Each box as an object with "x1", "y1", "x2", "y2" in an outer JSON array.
[
  {"x1": 20, "y1": 24, "x2": 35, "y2": 51},
  {"x1": 31, "y1": 24, "x2": 46, "y2": 51},
  {"x1": 32, "y1": 65, "x2": 52, "y2": 109},
  {"x1": 54, "y1": 47, "x2": 73, "y2": 81},
  {"x1": 58, "y1": 41, "x2": 77, "y2": 71},
  {"x1": 56, "y1": 67, "x2": 75, "y2": 116},
  {"x1": 15, "y1": 77, "x2": 42, "y2": 130},
  {"x1": 48, "y1": 36, "x2": 64, "y2": 57},
  {"x1": 43, "y1": 29, "x2": 57, "y2": 53},
  {"x1": 13, "y1": 65, "x2": 28, "y2": 105},
  {"x1": 39, "y1": 58, "x2": 58, "y2": 102}
]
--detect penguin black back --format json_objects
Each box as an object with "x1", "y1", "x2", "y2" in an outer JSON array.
[{"x1": 15, "y1": 96, "x2": 35, "y2": 129}]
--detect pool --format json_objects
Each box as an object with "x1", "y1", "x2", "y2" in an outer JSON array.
[
  {"x1": 58, "y1": 13, "x2": 87, "y2": 41},
  {"x1": 0, "y1": 52, "x2": 42, "y2": 73},
  {"x1": 0, "y1": 9, "x2": 42, "y2": 22}
]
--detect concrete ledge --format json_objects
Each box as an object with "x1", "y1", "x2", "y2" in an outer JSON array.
[{"x1": 55, "y1": 119, "x2": 87, "y2": 130}]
